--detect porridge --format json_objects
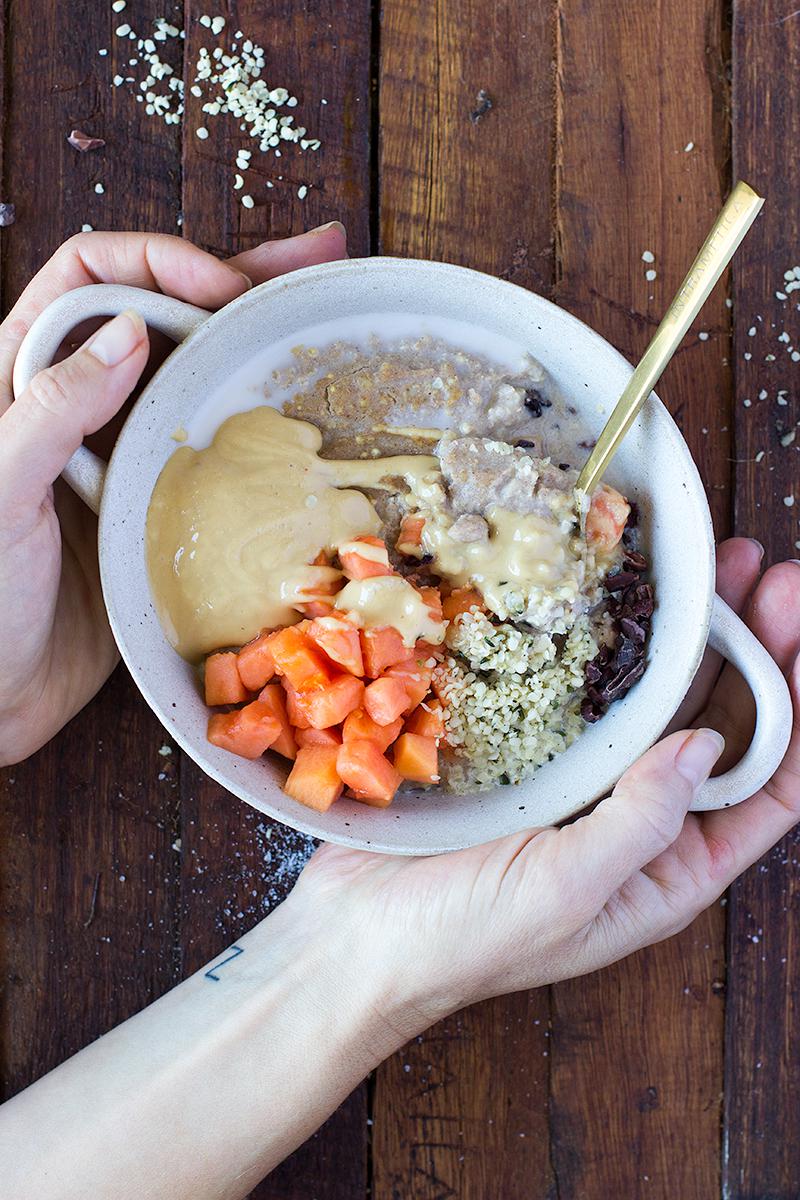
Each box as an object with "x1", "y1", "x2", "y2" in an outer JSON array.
[{"x1": 145, "y1": 328, "x2": 653, "y2": 809}]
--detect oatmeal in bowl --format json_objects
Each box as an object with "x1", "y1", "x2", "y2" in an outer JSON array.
[{"x1": 146, "y1": 324, "x2": 654, "y2": 811}]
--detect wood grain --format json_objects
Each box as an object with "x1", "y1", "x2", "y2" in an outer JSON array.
[
  {"x1": 726, "y1": 1, "x2": 800, "y2": 1194},
  {"x1": 182, "y1": 0, "x2": 372, "y2": 259},
  {"x1": 0, "y1": 0, "x2": 183, "y2": 1104},
  {"x1": 378, "y1": 0, "x2": 556, "y2": 291},
  {"x1": 178, "y1": 4, "x2": 372, "y2": 1196},
  {"x1": 549, "y1": 1, "x2": 731, "y2": 1196},
  {"x1": 374, "y1": 2, "x2": 557, "y2": 1197}
]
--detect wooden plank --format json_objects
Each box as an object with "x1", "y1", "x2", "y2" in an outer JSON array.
[
  {"x1": 182, "y1": 0, "x2": 372, "y2": 259},
  {"x1": 725, "y1": 1, "x2": 800, "y2": 1194},
  {"x1": 550, "y1": 2, "x2": 732, "y2": 1196},
  {"x1": 373, "y1": 2, "x2": 556, "y2": 1197},
  {"x1": 378, "y1": 0, "x2": 555, "y2": 291},
  {"x1": 178, "y1": 4, "x2": 372, "y2": 1197},
  {"x1": 0, "y1": 0, "x2": 183, "y2": 1102}
]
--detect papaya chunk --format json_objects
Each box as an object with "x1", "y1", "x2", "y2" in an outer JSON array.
[
  {"x1": 364, "y1": 676, "x2": 410, "y2": 726},
  {"x1": 284, "y1": 745, "x2": 343, "y2": 812},
  {"x1": 268, "y1": 625, "x2": 335, "y2": 692},
  {"x1": 361, "y1": 626, "x2": 409, "y2": 677},
  {"x1": 404, "y1": 699, "x2": 445, "y2": 740},
  {"x1": 204, "y1": 651, "x2": 249, "y2": 707},
  {"x1": 207, "y1": 700, "x2": 281, "y2": 759},
  {"x1": 337, "y1": 739, "x2": 402, "y2": 806},
  {"x1": 256, "y1": 683, "x2": 297, "y2": 760},
  {"x1": 338, "y1": 535, "x2": 393, "y2": 581},
  {"x1": 308, "y1": 615, "x2": 364, "y2": 676},
  {"x1": 296, "y1": 726, "x2": 343, "y2": 748},
  {"x1": 393, "y1": 733, "x2": 439, "y2": 784},
  {"x1": 342, "y1": 708, "x2": 403, "y2": 752},
  {"x1": 442, "y1": 587, "x2": 485, "y2": 623},
  {"x1": 296, "y1": 674, "x2": 365, "y2": 730},
  {"x1": 237, "y1": 631, "x2": 276, "y2": 691}
]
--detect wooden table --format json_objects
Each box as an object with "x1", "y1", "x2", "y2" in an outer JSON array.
[{"x1": 1, "y1": 1, "x2": 798, "y2": 1195}]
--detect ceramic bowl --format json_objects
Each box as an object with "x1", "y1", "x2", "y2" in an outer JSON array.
[{"x1": 13, "y1": 258, "x2": 792, "y2": 854}]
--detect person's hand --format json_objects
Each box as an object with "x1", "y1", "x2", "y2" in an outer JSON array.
[
  {"x1": 292, "y1": 539, "x2": 800, "y2": 1031},
  {"x1": 0, "y1": 223, "x2": 347, "y2": 766}
]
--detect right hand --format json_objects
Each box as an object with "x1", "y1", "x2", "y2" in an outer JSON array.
[
  {"x1": 0, "y1": 224, "x2": 347, "y2": 766},
  {"x1": 293, "y1": 540, "x2": 800, "y2": 1029}
]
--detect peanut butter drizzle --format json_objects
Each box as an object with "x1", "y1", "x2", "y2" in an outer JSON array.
[{"x1": 145, "y1": 406, "x2": 438, "y2": 661}]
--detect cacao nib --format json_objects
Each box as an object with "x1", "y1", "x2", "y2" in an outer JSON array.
[
  {"x1": 523, "y1": 388, "x2": 552, "y2": 418},
  {"x1": 619, "y1": 616, "x2": 646, "y2": 644},
  {"x1": 582, "y1": 547, "x2": 654, "y2": 720},
  {"x1": 622, "y1": 549, "x2": 647, "y2": 572},
  {"x1": 605, "y1": 570, "x2": 639, "y2": 592}
]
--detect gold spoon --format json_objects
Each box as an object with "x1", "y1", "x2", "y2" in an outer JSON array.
[{"x1": 577, "y1": 180, "x2": 764, "y2": 495}]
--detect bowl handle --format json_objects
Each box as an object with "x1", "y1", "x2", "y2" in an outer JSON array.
[
  {"x1": 11, "y1": 283, "x2": 212, "y2": 515},
  {"x1": 690, "y1": 594, "x2": 793, "y2": 810}
]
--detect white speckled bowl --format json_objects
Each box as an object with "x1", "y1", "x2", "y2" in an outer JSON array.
[{"x1": 13, "y1": 258, "x2": 792, "y2": 854}]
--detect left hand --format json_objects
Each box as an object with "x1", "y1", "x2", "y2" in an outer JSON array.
[
  {"x1": 0, "y1": 224, "x2": 346, "y2": 765},
  {"x1": 292, "y1": 539, "x2": 800, "y2": 1031}
]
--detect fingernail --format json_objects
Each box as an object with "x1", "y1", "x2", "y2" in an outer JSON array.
[
  {"x1": 675, "y1": 728, "x2": 725, "y2": 789},
  {"x1": 748, "y1": 538, "x2": 765, "y2": 560},
  {"x1": 86, "y1": 309, "x2": 147, "y2": 366},
  {"x1": 228, "y1": 266, "x2": 253, "y2": 290},
  {"x1": 308, "y1": 220, "x2": 346, "y2": 239}
]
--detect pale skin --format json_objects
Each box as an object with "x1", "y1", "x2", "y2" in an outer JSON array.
[{"x1": 0, "y1": 229, "x2": 798, "y2": 1199}]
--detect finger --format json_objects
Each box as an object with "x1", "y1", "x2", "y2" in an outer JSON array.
[
  {"x1": 0, "y1": 232, "x2": 251, "y2": 413},
  {"x1": 666, "y1": 538, "x2": 764, "y2": 731},
  {"x1": 227, "y1": 222, "x2": 348, "y2": 284},
  {"x1": 560, "y1": 728, "x2": 725, "y2": 901},
  {"x1": 697, "y1": 560, "x2": 800, "y2": 767},
  {"x1": 695, "y1": 613, "x2": 800, "y2": 879},
  {"x1": 0, "y1": 310, "x2": 149, "y2": 526}
]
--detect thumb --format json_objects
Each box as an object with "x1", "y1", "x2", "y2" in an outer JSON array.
[
  {"x1": 564, "y1": 727, "x2": 725, "y2": 896},
  {"x1": 0, "y1": 309, "x2": 148, "y2": 521}
]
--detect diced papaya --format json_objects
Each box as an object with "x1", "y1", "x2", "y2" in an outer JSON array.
[
  {"x1": 442, "y1": 587, "x2": 486, "y2": 622},
  {"x1": 297, "y1": 674, "x2": 365, "y2": 730},
  {"x1": 336, "y1": 739, "x2": 402, "y2": 806},
  {"x1": 415, "y1": 638, "x2": 445, "y2": 662},
  {"x1": 363, "y1": 676, "x2": 410, "y2": 726},
  {"x1": 295, "y1": 600, "x2": 336, "y2": 619},
  {"x1": 256, "y1": 683, "x2": 297, "y2": 760},
  {"x1": 393, "y1": 732, "x2": 439, "y2": 784},
  {"x1": 418, "y1": 586, "x2": 443, "y2": 623},
  {"x1": 361, "y1": 625, "x2": 409, "y2": 677},
  {"x1": 291, "y1": 564, "x2": 345, "y2": 617},
  {"x1": 282, "y1": 679, "x2": 312, "y2": 729},
  {"x1": 404, "y1": 699, "x2": 445, "y2": 740},
  {"x1": 207, "y1": 700, "x2": 281, "y2": 760},
  {"x1": 342, "y1": 708, "x2": 403, "y2": 752},
  {"x1": 308, "y1": 615, "x2": 364, "y2": 676},
  {"x1": 267, "y1": 625, "x2": 335, "y2": 692},
  {"x1": 284, "y1": 745, "x2": 343, "y2": 812},
  {"x1": 338, "y1": 535, "x2": 393, "y2": 581},
  {"x1": 236, "y1": 631, "x2": 276, "y2": 691},
  {"x1": 296, "y1": 725, "x2": 343, "y2": 748},
  {"x1": 585, "y1": 484, "x2": 630, "y2": 554},
  {"x1": 204, "y1": 651, "x2": 249, "y2": 707},
  {"x1": 384, "y1": 658, "x2": 434, "y2": 711},
  {"x1": 396, "y1": 514, "x2": 425, "y2": 556}
]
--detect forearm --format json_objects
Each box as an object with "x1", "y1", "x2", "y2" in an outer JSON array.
[{"x1": 0, "y1": 892, "x2": 414, "y2": 1200}]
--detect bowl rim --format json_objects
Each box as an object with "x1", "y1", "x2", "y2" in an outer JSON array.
[{"x1": 98, "y1": 255, "x2": 715, "y2": 854}]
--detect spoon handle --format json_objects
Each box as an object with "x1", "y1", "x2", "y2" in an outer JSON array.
[{"x1": 577, "y1": 180, "x2": 764, "y2": 495}]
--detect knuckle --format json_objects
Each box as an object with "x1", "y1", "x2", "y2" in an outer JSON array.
[
  {"x1": 60, "y1": 231, "x2": 93, "y2": 258},
  {"x1": 27, "y1": 364, "x2": 75, "y2": 418}
]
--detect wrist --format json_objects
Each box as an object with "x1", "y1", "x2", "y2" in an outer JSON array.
[{"x1": 268, "y1": 885, "x2": 433, "y2": 1069}]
